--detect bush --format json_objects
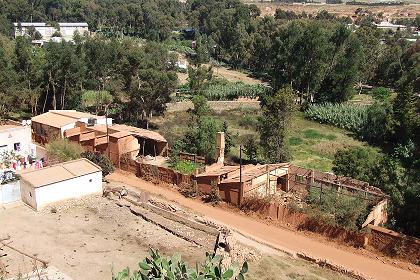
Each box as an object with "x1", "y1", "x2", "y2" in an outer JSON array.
[
  {"x1": 81, "y1": 151, "x2": 114, "y2": 176},
  {"x1": 370, "y1": 87, "x2": 392, "y2": 102},
  {"x1": 238, "y1": 114, "x2": 257, "y2": 128},
  {"x1": 113, "y1": 248, "x2": 248, "y2": 280},
  {"x1": 173, "y1": 160, "x2": 199, "y2": 175},
  {"x1": 307, "y1": 187, "x2": 370, "y2": 230},
  {"x1": 203, "y1": 180, "x2": 221, "y2": 205},
  {"x1": 332, "y1": 146, "x2": 382, "y2": 182},
  {"x1": 305, "y1": 103, "x2": 368, "y2": 133},
  {"x1": 46, "y1": 139, "x2": 83, "y2": 164},
  {"x1": 179, "y1": 180, "x2": 202, "y2": 198}
]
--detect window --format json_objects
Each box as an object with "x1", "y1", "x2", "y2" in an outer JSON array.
[{"x1": 14, "y1": 142, "x2": 21, "y2": 151}]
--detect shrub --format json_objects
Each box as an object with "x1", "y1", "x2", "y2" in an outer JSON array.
[
  {"x1": 179, "y1": 180, "x2": 202, "y2": 198},
  {"x1": 304, "y1": 103, "x2": 368, "y2": 133},
  {"x1": 81, "y1": 151, "x2": 114, "y2": 176},
  {"x1": 332, "y1": 146, "x2": 382, "y2": 182},
  {"x1": 46, "y1": 139, "x2": 83, "y2": 164},
  {"x1": 307, "y1": 187, "x2": 370, "y2": 230},
  {"x1": 203, "y1": 180, "x2": 221, "y2": 205},
  {"x1": 173, "y1": 160, "x2": 199, "y2": 175},
  {"x1": 113, "y1": 248, "x2": 248, "y2": 280},
  {"x1": 238, "y1": 114, "x2": 257, "y2": 128},
  {"x1": 370, "y1": 87, "x2": 391, "y2": 102}
]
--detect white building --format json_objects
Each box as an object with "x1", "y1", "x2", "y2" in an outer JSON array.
[
  {"x1": 0, "y1": 120, "x2": 33, "y2": 161},
  {"x1": 374, "y1": 21, "x2": 407, "y2": 32},
  {"x1": 13, "y1": 22, "x2": 89, "y2": 42},
  {"x1": 20, "y1": 158, "x2": 102, "y2": 211}
]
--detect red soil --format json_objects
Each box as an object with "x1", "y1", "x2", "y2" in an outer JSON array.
[{"x1": 108, "y1": 170, "x2": 420, "y2": 280}]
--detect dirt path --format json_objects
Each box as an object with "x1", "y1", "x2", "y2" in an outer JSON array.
[{"x1": 108, "y1": 171, "x2": 420, "y2": 280}]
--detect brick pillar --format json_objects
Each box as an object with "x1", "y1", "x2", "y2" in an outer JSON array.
[{"x1": 215, "y1": 132, "x2": 225, "y2": 164}]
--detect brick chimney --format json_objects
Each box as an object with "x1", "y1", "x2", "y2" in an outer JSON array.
[{"x1": 215, "y1": 132, "x2": 225, "y2": 164}]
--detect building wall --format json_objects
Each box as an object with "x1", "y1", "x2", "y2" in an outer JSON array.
[
  {"x1": 0, "y1": 125, "x2": 32, "y2": 158},
  {"x1": 0, "y1": 181, "x2": 22, "y2": 206},
  {"x1": 32, "y1": 122, "x2": 61, "y2": 144},
  {"x1": 21, "y1": 171, "x2": 102, "y2": 210},
  {"x1": 20, "y1": 180, "x2": 37, "y2": 209}
]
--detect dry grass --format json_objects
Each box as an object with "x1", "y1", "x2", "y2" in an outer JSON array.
[{"x1": 248, "y1": 2, "x2": 420, "y2": 18}]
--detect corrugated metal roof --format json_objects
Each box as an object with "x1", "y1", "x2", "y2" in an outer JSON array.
[{"x1": 20, "y1": 158, "x2": 101, "y2": 188}]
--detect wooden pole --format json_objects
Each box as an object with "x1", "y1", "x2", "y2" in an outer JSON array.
[{"x1": 1, "y1": 241, "x2": 48, "y2": 268}]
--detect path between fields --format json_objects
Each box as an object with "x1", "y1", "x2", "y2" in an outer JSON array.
[{"x1": 108, "y1": 171, "x2": 420, "y2": 280}]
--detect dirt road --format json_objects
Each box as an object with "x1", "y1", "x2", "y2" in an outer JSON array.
[{"x1": 108, "y1": 171, "x2": 420, "y2": 280}]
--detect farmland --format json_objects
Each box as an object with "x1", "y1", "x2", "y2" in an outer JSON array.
[{"x1": 151, "y1": 107, "x2": 368, "y2": 172}]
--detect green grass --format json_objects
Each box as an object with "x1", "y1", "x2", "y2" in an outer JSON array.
[
  {"x1": 303, "y1": 129, "x2": 337, "y2": 141},
  {"x1": 151, "y1": 108, "x2": 369, "y2": 172},
  {"x1": 247, "y1": 256, "x2": 352, "y2": 280},
  {"x1": 173, "y1": 160, "x2": 199, "y2": 174}
]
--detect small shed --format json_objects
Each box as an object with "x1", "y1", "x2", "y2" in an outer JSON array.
[{"x1": 20, "y1": 158, "x2": 102, "y2": 211}]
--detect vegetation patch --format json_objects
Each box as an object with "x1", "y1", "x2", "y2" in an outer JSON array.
[
  {"x1": 304, "y1": 103, "x2": 368, "y2": 133},
  {"x1": 289, "y1": 137, "x2": 303, "y2": 146},
  {"x1": 303, "y1": 129, "x2": 337, "y2": 141},
  {"x1": 173, "y1": 160, "x2": 199, "y2": 175}
]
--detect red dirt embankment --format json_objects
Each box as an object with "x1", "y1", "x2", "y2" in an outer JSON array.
[{"x1": 108, "y1": 170, "x2": 420, "y2": 280}]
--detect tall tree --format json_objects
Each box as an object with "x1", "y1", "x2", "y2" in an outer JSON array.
[{"x1": 258, "y1": 86, "x2": 297, "y2": 163}]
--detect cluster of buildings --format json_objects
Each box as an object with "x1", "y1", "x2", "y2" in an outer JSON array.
[
  {"x1": 0, "y1": 109, "x2": 169, "y2": 210},
  {"x1": 13, "y1": 22, "x2": 89, "y2": 46}
]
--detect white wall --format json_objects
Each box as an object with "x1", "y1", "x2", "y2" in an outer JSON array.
[
  {"x1": 60, "y1": 123, "x2": 76, "y2": 137},
  {"x1": 27, "y1": 171, "x2": 102, "y2": 210},
  {"x1": 14, "y1": 25, "x2": 89, "y2": 41},
  {"x1": 0, "y1": 126, "x2": 32, "y2": 159}
]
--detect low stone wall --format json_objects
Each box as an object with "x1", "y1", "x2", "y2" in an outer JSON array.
[
  {"x1": 367, "y1": 225, "x2": 420, "y2": 265},
  {"x1": 137, "y1": 162, "x2": 192, "y2": 186},
  {"x1": 166, "y1": 100, "x2": 260, "y2": 112},
  {"x1": 260, "y1": 202, "x2": 366, "y2": 247}
]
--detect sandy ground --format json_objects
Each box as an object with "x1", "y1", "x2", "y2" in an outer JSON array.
[
  {"x1": 0, "y1": 196, "x2": 205, "y2": 280},
  {"x1": 108, "y1": 170, "x2": 420, "y2": 280},
  {"x1": 0, "y1": 189, "x2": 355, "y2": 280}
]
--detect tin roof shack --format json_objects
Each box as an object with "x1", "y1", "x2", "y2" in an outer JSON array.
[
  {"x1": 0, "y1": 120, "x2": 32, "y2": 160},
  {"x1": 194, "y1": 163, "x2": 290, "y2": 205},
  {"x1": 20, "y1": 158, "x2": 102, "y2": 211}
]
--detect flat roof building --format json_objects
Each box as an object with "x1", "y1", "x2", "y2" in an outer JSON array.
[{"x1": 20, "y1": 158, "x2": 102, "y2": 210}]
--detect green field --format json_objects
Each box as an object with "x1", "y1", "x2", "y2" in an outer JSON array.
[{"x1": 151, "y1": 106, "x2": 370, "y2": 172}]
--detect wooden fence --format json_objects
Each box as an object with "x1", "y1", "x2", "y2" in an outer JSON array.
[{"x1": 179, "y1": 151, "x2": 206, "y2": 165}]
